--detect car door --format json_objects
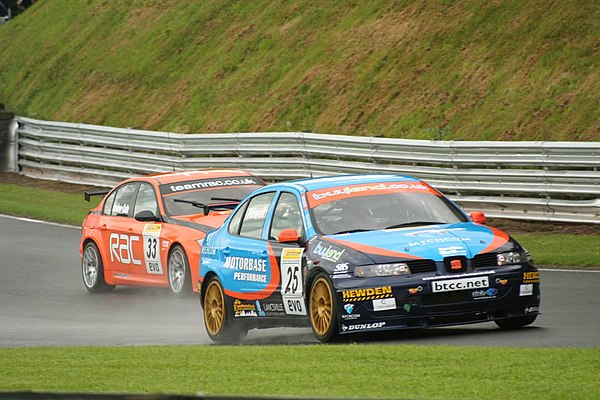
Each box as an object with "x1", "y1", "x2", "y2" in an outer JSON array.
[
  {"x1": 266, "y1": 191, "x2": 308, "y2": 316},
  {"x1": 99, "y1": 182, "x2": 144, "y2": 276},
  {"x1": 218, "y1": 191, "x2": 277, "y2": 301}
]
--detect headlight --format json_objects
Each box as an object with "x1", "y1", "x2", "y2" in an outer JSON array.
[
  {"x1": 354, "y1": 263, "x2": 410, "y2": 278},
  {"x1": 496, "y1": 251, "x2": 529, "y2": 266}
]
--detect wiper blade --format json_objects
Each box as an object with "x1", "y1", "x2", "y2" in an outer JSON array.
[
  {"x1": 211, "y1": 197, "x2": 241, "y2": 202},
  {"x1": 385, "y1": 221, "x2": 445, "y2": 229},
  {"x1": 331, "y1": 228, "x2": 372, "y2": 235},
  {"x1": 174, "y1": 198, "x2": 207, "y2": 209}
]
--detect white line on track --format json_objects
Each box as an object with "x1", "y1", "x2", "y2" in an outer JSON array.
[{"x1": 0, "y1": 213, "x2": 80, "y2": 229}]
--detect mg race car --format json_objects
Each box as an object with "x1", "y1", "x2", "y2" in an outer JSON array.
[
  {"x1": 80, "y1": 169, "x2": 265, "y2": 294},
  {"x1": 198, "y1": 174, "x2": 540, "y2": 342}
]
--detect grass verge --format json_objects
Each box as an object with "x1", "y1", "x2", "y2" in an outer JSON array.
[{"x1": 1, "y1": 345, "x2": 599, "y2": 399}]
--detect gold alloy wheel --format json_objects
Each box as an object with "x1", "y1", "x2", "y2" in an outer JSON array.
[
  {"x1": 204, "y1": 279, "x2": 225, "y2": 337},
  {"x1": 310, "y1": 276, "x2": 334, "y2": 337}
]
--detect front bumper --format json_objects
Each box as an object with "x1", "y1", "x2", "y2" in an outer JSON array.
[{"x1": 335, "y1": 266, "x2": 541, "y2": 334}]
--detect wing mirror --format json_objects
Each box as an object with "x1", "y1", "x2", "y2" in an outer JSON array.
[
  {"x1": 278, "y1": 228, "x2": 301, "y2": 244},
  {"x1": 470, "y1": 211, "x2": 487, "y2": 224},
  {"x1": 135, "y1": 210, "x2": 159, "y2": 222}
]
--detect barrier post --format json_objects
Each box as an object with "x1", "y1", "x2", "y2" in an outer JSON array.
[{"x1": 0, "y1": 105, "x2": 18, "y2": 172}]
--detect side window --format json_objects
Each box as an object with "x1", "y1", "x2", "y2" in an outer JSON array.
[
  {"x1": 102, "y1": 191, "x2": 116, "y2": 215},
  {"x1": 133, "y1": 183, "x2": 158, "y2": 217},
  {"x1": 238, "y1": 192, "x2": 275, "y2": 239},
  {"x1": 228, "y1": 201, "x2": 249, "y2": 235},
  {"x1": 110, "y1": 183, "x2": 138, "y2": 217},
  {"x1": 269, "y1": 192, "x2": 304, "y2": 240}
]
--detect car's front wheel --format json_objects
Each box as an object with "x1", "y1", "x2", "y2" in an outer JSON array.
[
  {"x1": 202, "y1": 276, "x2": 247, "y2": 343},
  {"x1": 309, "y1": 273, "x2": 339, "y2": 342},
  {"x1": 82, "y1": 241, "x2": 114, "y2": 293},
  {"x1": 495, "y1": 314, "x2": 538, "y2": 329},
  {"x1": 167, "y1": 245, "x2": 190, "y2": 294}
]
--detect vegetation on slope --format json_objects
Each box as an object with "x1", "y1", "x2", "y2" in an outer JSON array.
[{"x1": 0, "y1": 0, "x2": 599, "y2": 140}]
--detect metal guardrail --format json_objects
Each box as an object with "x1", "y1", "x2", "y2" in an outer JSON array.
[{"x1": 12, "y1": 116, "x2": 600, "y2": 224}]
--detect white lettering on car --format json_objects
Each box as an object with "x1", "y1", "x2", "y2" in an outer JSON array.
[{"x1": 109, "y1": 233, "x2": 142, "y2": 265}]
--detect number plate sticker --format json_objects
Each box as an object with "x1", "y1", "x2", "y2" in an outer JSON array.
[
  {"x1": 143, "y1": 224, "x2": 163, "y2": 274},
  {"x1": 280, "y1": 248, "x2": 306, "y2": 315}
]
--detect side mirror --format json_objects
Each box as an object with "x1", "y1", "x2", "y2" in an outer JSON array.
[
  {"x1": 470, "y1": 211, "x2": 487, "y2": 224},
  {"x1": 278, "y1": 228, "x2": 301, "y2": 244},
  {"x1": 135, "y1": 210, "x2": 159, "y2": 222}
]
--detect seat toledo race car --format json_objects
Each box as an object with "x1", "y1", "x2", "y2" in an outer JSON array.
[
  {"x1": 80, "y1": 169, "x2": 265, "y2": 294},
  {"x1": 198, "y1": 174, "x2": 540, "y2": 342}
]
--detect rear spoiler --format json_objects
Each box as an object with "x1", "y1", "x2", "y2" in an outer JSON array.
[{"x1": 84, "y1": 189, "x2": 111, "y2": 202}]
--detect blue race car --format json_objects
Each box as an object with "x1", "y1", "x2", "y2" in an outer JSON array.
[{"x1": 198, "y1": 174, "x2": 540, "y2": 343}]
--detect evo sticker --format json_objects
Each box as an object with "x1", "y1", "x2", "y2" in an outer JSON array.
[
  {"x1": 143, "y1": 224, "x2": 163, "y2": 274},
  {"x1": 280, "y1": 248, "x2": 306, "y2": 315}
]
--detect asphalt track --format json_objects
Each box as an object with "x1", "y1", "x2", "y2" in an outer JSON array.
[{"x1": 1, "y1": 214, "x2": 599, "y2": 348}]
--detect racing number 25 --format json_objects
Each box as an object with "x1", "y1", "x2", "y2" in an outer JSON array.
[{"x1": 285, "y1": 266, "x2": 300, "y2": 294}]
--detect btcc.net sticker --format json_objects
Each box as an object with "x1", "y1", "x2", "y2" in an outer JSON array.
[{"x1": 431, "y1": 276, "x2": 489, "y2": 293}]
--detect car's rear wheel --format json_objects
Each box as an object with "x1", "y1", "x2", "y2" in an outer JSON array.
[
  {"x1": 309, "y1": 273, "x2": 339, "y2": 342},
  {"x1": 495, "y1": 314, "x2": 537, "y2": 329},
  {"x1": 168, "y1": 245, "x2": 190, "y2": 294},
  {"x1": 82, "y1": 241, "x2": 114, "y2": 293},
  {"x1": 202, "y1": 276, "x2": 247, "y2": 343}
]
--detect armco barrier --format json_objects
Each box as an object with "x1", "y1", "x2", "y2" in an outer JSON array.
[{"x1": 13, "y1": 116, "x2": 600, "y2": 224}]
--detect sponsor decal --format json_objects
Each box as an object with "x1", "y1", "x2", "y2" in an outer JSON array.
[
  {"x1": 112, "y1": 202, "x2": 130, "y2": 215},
  {"x1": 403, "y1": 303, "x2": 412, "y2": 312},
  {"x1": 332, "y1": 273, "x2": 352, "y2": 279},
  {"x1": 109, "y1": 233, "x2": 142, "y2": 266},
  {"x1": 496, "y1": 278, "x2": 508, "y2": 285},
  {"x1": 223, "y1": 256, "x2": 268, "y2": 283},
  {"x1": 233, "y1": 299, "x2": 257, "y2": 317},
  {"x1": 283, "y1": 295, "x2": 306, "y2": 315},
  {"x1": 341, "y1": 322, "x2": 386, "y2": 332},
  {"x1": 342, "y1": 304, "x2": 360, "y2": 320},
  {"x1": 408, "y1": 286, "x2": 423, "y2": 294},
  {"x1": 334, "y1": 263, "x2": 349, "y2": 274},
  {"x1": 431, "y1": 276, "x2": 489, "y2": 293},
  {"x1": 143, "y1": 224, "x2": 163, "y2": 274},
  {"x1": 342, "y1": 286, "x2": 393, "y2": 302},
  {"x1": 373, "y1": 298, "x2": 396, "y2": 311},
  {"x1": 522, "y1": 271, "x2": 540, "y2": 284},
  {"x1": 161, "y1": 177, "x2": 261, "y2": 194},
  {"x1": 525, "y1": 306, "x2": 540, "y2": 313},
  {"x1": 255, "y1": 300, "x2": 266, "y2": 317},
  {"x1": 262, "y1": 302, "x2": 285, "y2": 313},
  {"x1": 410, "y1": 236, "x2": 471, "y2": 247},
  {"x1": 519, "y1": 284, "x2": 533, "y2": 296},
  {"x1": 472, "y1": 288, "x2": 498, "y2": 300},
  {"x1": 201, "y1": 245, "x2": 217, "y2": 256},
  {"x1": 113, "y1": 272, "x2": 128, "y2": 278},
  {"x1": 438, "y1": 246, "x2": 467, "y2": 257},
  {"x1": 308, "y1": 182, "x2": 434, "y2": 207},
  {"x1": 313, "y1": 241, "x2": 345, "y2": 262}
]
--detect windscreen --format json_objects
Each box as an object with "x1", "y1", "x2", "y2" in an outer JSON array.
[
  {"x1": 306, "y1": 181, "x2": 467, "y2": 235},
  {"x1": 160, "y1": 176, "x2": 264, "y2": 217}
]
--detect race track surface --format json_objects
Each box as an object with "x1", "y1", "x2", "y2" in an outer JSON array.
[{"x1": 1, "y1": 214, "x2": 598, "y2": 348}]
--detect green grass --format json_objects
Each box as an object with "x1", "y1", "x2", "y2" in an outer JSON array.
[
  {"x1": 1, "y1": 1, "x2": 600, "y2": 140},
  {"x1": 514, "y1": 234, "x2": 600, "y2": 269},
  {"x1": 1, "y1": 345, "x2": 598, "y2": 399},
  {"x1": 0, "y1": 183, "x2": 100, "y2": 226}
]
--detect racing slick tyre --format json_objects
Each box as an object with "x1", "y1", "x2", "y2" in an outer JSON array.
[
  {"x1": 202, "y1": 276, "x2": 248, "y2": 343},
  {"x1": 495, "y1": 315, "x2": 538, "y2": 329},
  {"x1": 167, "y1": 245, "x2": 191, "y2": 294},
  {"x1": 82, "y1": 241, "x2": 115, "y2": 293},
  {"x1": 309, "y1": 272, "x2": 340, "y2": 343}
]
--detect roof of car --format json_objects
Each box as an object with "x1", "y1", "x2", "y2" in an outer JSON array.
[
  {"x1": 142, "y1": 169, "x2": 259, "y2": 185},
  {"x1": 285, "y1": 174, "x2": 421, "y2": 192}
]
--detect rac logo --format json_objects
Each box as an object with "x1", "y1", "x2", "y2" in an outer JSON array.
[{"x1": 109, "y1": 233, "x2": 142, "y2": 265}]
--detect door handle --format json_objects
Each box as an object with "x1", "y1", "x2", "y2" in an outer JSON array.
[
  {"x1": 222, "y1": 247, "x2": 231, "y2": 256},
  {"x1": 260, "y1": 250, "x2": 268, "y2": 259}
]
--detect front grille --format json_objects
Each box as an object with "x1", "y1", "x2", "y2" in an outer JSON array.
[
  {"x1": 408, "y1": 259, "x2": 437, "y2": 274},
  {"x1": 422, "y1": 291, "x2": 468, "y2": 305},
  {"x1": 473, "y1": 252, "x2": 498, "y2": 269}
]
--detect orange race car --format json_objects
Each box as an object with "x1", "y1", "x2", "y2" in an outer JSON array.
[{"x1": 80, "y1": 169, "x2": 265, "y2": 294}]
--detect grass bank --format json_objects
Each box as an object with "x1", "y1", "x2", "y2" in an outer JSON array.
[{"x1": 1, "y1": 345, "x2": 599, "y2": 399}]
